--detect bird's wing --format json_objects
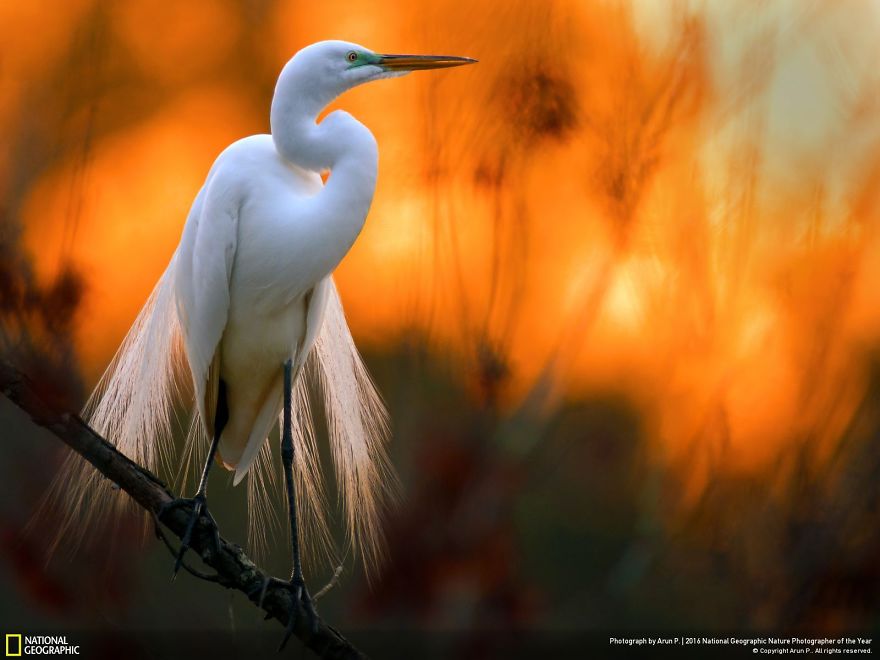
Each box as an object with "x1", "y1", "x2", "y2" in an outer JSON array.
[{"x1": 175, "y1": 181, "x2": 239, "y2": 438}]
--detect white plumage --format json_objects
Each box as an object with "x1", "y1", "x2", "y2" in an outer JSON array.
[{"x1": 56, "y1": 40, "x2": 475, "y2": 579}]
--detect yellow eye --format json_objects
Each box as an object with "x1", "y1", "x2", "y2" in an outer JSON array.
[{"x1": 347, "y1": 51, "x2": 358, "y2": 63}]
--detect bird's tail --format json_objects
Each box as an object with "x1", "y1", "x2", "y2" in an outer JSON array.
[
  {"x1": 45, "y1": 254, "x2": 186, "y2": 553},
  {"x1": 308, "y1": 280, "x2": 398, "y2": 576}
]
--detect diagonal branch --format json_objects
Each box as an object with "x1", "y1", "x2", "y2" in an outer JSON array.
[{"x1": 0, "y1": 361, "x2": 367, "y2": 660}]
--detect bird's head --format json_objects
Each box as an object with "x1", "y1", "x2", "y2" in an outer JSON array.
[
  {"x1": 271, "y1": 40, "x2": 475, "y2": 168},
  {"x1": 288, "y1": 40, "x2": 476, "y2": 100}
]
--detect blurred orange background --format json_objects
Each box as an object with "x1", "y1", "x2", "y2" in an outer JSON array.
[
  {"x1": 4, "y1": 1, "x2": 880, "y2": 651},
  {"x1": 5, "y1": 0, "x2": 880, "y2": 487}
]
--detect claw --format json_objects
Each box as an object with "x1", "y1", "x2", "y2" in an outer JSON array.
[
  {"x1": 246, "y1": 576, "x2": 272, "y2": 609},
  {"x1": 158, "y1": 493, "x2": 215, "y2": 581},
  {"x1": 279, "y1": 576, "x2": 318, "y2": 650},
  {"x1": 251, "y1": 575, "x2": 319, "y2": 648}
]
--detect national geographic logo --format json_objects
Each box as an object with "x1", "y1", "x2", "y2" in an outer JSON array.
[
  {"x1": 5, "y1": 635, "x2": 21, "y2": 657},
  {"x1": 5, "y1": 636, "x2": 79, "y2": 656}
]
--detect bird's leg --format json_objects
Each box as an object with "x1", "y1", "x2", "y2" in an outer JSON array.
[
  {"x1": 160, "y1": 435, "x2": 221, "y2": 579},
  {"x1": 276, "y1": 358, "x2": 318, "y2": 647},
  {"x1": 243, "y1": 360, "x2": 318, "y2": 646},
  {"x1": 159, "y1": 381, "x2": 228, "y2": 579}
]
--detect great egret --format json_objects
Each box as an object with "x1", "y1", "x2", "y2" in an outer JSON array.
[{"x1": 65, "y1": 40, "x2": 475, "y2": 641}]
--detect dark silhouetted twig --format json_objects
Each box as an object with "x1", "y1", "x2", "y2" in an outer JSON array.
[{"x1": 0, "y1": 360, "x2": 367, "y2": 660}]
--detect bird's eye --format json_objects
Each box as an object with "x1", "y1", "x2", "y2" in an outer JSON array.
[{"x1": 346, "y1": 51, "x2": 358, "y2": 63}]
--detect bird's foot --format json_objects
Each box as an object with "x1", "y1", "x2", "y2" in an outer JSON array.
[
  {"x1": 158, "y1": 493, "x2": 220, "y2": 580},
  {"x1": 249, "y1": 575, "x2": 319, "y2": 649}
]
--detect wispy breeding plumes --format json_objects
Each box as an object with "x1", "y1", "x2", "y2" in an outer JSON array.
[{"x1": 49, "y1": 263, "x2": 394, "y2": 571}]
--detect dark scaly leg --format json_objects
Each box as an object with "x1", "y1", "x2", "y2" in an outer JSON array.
[
  {"x1": 250, "y1": 359, "x2": 318, "y2": 648},
  {"x1": 160, "y1": 379, "x2": 228, "y2": 579},
  {"x1": 279, "y1": 358, "x2": 318, "y2": 646}
]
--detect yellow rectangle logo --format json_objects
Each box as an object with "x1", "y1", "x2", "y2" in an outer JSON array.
[{"x1": 5, "y1": 634, "x2": 22, "y2": 657}]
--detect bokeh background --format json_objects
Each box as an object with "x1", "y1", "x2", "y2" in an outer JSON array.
[{"x1": 2, "y1": 0, "x2": 880, "y2": 657}]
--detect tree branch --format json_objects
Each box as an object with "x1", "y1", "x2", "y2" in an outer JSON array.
[{"x1": 0, "y1": 361, "x2": 367, "y2": 660}]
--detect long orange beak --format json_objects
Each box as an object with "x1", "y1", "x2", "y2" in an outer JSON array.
[{"x1": 378, "y1": 54, "x2": 478, "y2": 71}]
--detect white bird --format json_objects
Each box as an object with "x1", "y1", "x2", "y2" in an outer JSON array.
[{"x1": 60, "y1": 40, "x2": 475, "y2": 640}]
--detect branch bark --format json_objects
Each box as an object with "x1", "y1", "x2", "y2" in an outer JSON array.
[{"x1": 0, "y1": 361, "x2": 367, "y2": 660}]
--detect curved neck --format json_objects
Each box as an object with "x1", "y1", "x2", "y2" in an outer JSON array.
[
  {"x1": 269, "y1": 60, "x2": 379, "y2": 279},
  {"x1": 270, "y1": 60, "x2": 375, "y2": 171}
]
